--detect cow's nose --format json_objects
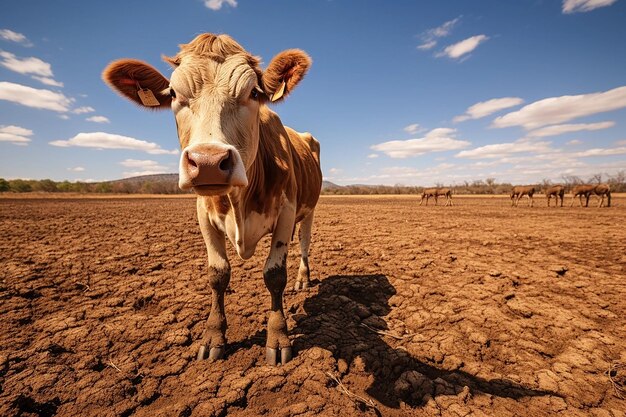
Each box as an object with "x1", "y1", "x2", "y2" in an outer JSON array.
[{"x1": 184, "y1": 148, "x2": 233, "y2": 185}]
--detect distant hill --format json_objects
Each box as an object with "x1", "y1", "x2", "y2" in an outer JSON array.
[
  {"x1": 321, "y1": 180, "x2": 343, "y2": 191},
  {"x1": 110, "y1": 173, "x2": 178, "y2": 185}
]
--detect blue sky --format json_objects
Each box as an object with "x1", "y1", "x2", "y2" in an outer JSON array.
[{"x1": 1, "y1": 0, "x2": 625, "y2": 186}]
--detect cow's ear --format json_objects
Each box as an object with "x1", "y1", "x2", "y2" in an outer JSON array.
[
  {"x1": 102, "y1": 59, "x2": 171, "y2": 109},
  {"x1": 262, "y1": 49, "x2": 311, "y2": 103}
]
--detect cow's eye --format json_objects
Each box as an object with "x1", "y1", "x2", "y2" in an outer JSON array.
[
  {"x1": 169, "y1": 88, "x2": 176, "y2": 99},
  {"x1": 250, "y1": 87, "x2": 262, "y2": 101}
]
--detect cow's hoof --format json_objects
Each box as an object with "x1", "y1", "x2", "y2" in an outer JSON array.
[
  {"x1": 293, "y1": 282, "x2": 308, "y2": 291},
  {"x1": 266, "y1": 347, "x2": 292, "y2": 365},
  {"x1": 197, "y1": 345, "x2": 207, "y2": 360},
  {"x1": 197, "y1": 345, "x2": 225, "y2": 361}
]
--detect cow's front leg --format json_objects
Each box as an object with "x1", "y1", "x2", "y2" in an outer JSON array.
[
  {"x1": 264, "y1": 206, "x2": 296, "y2": 365},
  {"x1": 196, "y1": 200, "x2": 230, "y2": 361}
]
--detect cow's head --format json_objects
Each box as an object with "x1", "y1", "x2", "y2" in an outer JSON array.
[{"x1": 102, "y1": 34, "x2": 311, "y2": 196}]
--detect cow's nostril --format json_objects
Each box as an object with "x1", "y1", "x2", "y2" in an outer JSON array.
[
  {"x1": 187, "y1": 153, "x2": 198, "y2": 168},
  {"x1": 219, "y1": 151, "x2": 232, "y2": 172}
]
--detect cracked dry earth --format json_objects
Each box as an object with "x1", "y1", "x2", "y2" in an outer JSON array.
[{"x1": 1, "y1": 195, "x2": 625, "y2": 417}]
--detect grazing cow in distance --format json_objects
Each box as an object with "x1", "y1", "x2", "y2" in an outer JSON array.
[
  {"x1": 102, "y1": 33, "x2": 322, "y2": 365},
  {"x1": 419, "y1": 187, "x2": 453, "y2": 206},
  {"x1": 570, "y1": 184, "x2": 596, "y2": 207},
  {"x1": 545, "y1": 184, "x2": 565, "y2": 207},
  {"x1": 593, "y1": 183, "x2": 611, "y2": 207},
  {"x1": 511, "y1": 186, "x2": 535, "y2": 207}
]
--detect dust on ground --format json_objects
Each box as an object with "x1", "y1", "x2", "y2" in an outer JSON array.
[{"x1": 1, "y1": 195, "x2": 625, "y2": 417}]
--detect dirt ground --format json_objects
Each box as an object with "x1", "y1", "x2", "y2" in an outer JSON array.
[{"x1": 1, "y1": 195, "x2": 625, "y2": 417}]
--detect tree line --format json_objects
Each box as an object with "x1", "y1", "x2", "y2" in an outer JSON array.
[{"x1": 1, "y1": 171, "x2": 624, "y2": 195}]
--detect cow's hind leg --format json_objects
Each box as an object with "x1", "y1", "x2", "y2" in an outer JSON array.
[
  {"x1": 196, "y1": 202, "x2": 230, "y2": 361},
  {"x1": 264, "y1": 207, "x2": 296, "y2": 365},
  {"x1": 294, "y1": 210, "x2": 314, "y2": 291}
]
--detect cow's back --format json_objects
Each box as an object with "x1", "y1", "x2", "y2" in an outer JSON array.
[{"x1": 284, "y1": 126, "x2": 322, "y2": 221}]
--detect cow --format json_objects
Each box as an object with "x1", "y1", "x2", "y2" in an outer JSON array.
[
  {"x1": 510, "y1": 186, "x2": 535, "y2": 207},
  {"x1": 102, "y1": 33, "x2": 322, "y2": 365},
  {"x1": 570, "y1": 184, "x2": 596, "y2": 207},
  {"x1": 592, "y1": 183, "x2": 611, "y2": 207},
  {"x1": 545, "y1": 184, "x2": 565, "y2": 207},
  {"x1": 419, "y1": 187, "x2": 453, "y2": 206}
]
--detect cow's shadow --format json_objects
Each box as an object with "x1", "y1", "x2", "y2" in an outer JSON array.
[{"x1": 286, "y1": 274, "x2": 557, "y2": 408}]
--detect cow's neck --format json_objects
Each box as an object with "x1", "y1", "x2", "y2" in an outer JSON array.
[{"x1": 221, "y1": 106, "x2": 292, "y2": 258}]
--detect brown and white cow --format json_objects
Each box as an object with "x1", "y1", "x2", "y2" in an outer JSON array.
[
  {"x1": 570, "y1": 184, "x2": 596, "y2": 207},
  {"x1": 419, "y1": 187, "x2": 452, "y2": 206},
  {"x1": 545, "y1": 184, "x2": 565, "y2": 207},
  {"x1": 102, "y1": 34, "x2": 322, "y2": 365},
  {"x1": 511, "y1": 185, "x2": 535, "y2": 207}
]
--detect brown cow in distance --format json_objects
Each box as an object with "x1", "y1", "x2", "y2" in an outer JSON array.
[
  {"x1": 570, "y1": 184, "x2": 596, "y2": 207},
  {"x1": 593, "y1": 183, "x2": 611, "y2": 207},
  {"x1": 103, "y1": 33, "x2": 322, "y2": 365},
  {"x1": 511, "y1": 186, "x2": 535, "y2": 207},
  {"x1": 545, "y1": 184, "x2": 565, "y2": 207},
  {"x1": 419, "y1": 187, "x2": 453, "y2": 206}
]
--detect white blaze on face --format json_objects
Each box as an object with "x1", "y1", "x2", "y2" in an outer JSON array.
[{"x1": 170, "y1": 54, "x2": 262, "y2": 192}]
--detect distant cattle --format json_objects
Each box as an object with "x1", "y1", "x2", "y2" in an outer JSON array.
[
  {"x1": 511, "y1": 186, "x2": 535, "y2": 207},
  {"x1": 419, "y1": 188, "x2": 453, "y2": 206},
  {"x1": 545, "y1": 184, "x2": 565, "y2": 207},
  {"x1": 570, "y1": 184, "x2": 596, "y2": 207},
  {"x1": 103, "y1": 33, "x2": 322, "y2": 365},
  {"x1": 592, "y1": 183, "x2": 611, "y2": 207}
]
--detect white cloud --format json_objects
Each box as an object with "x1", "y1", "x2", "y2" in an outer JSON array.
[
  {"x1": 0, "y1": 124, "x2": 33, "y2": 145},
  {"x1": 456, "y1": 139, "x2": 553, "y2": 159},
  {"x1": 371, "y1": 127, "x2": 471, "y2": 158},
  {"x1": 0, "y1": 81, "x2": 72, "y2": 112},
  {"x1": 438, "y1": 35, "x2": 489, "y2": 59},
  {"x1": 31, "y1": 76, "x2": 64, "y2": 87},
  {"x1": 204, "y1": 0, "x2": 237, "y2": 10},
  {"x1": 120, "y1": 159, "x2": 171, "y2": 177},
  {"x1": 562, "y1": 0, "x2": 618, "y2": 13},
  {"x1": 0, "y1": 50, "x2": 52, "y2": 76},
  {"x1": 72, "y1": 106, "x2": 95, "y2": 114},
  {"x1": 0, "y1": 29, "x2": 32, "y2": 46},
  {"x1": 49, "y1": 132, "x2": 179, "y2": 155},
  {"x1": 492, "y1": 86, "x2": 626, "y2": 130},
  {"x1": 119, "y1": 159, "x2": 166, "y2": 168},
  {"x1": 527, "y1": 121, "x2": 615, "y2": 138},
  {"x1": 417, "y1": 17, "x2": 461, "y2": 50},
  {"x1": 86, "y1": 115, "x2": 110, "y2": 123},
  {"x1": 403, "y1": 123, "x2": 423, "y2": 134},
  {"x1": 0, "y1": 51, "x2": 64, "y2": 87},
  {"x1": 367, "y1": 153, "x2": 379, "y2": 159},
  {"x1": 616, "y1": 140, "x2": 626, "y2": 146},
  {"x1": 67, "y1": 166, "x2": 85, "y2": 172},
  {"x1": 59, "y1": 114, "x2": 70, "y2": 120},
  {"x1": 417, "y1": 40, "x2": 437, "y2": 51},
  {"x1": 454, "y1": 97, "x2": 524, "y2": 122},
  {"x1": 571, "y1": 147, "x2": 626, "y2": 157},
  {"x1": 567, "y1": 139, "x2": 583, "y2": 145}
]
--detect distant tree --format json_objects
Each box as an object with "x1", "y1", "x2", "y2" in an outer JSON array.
[
  {"x1": 35, "y1": 179, "x2": 58, "y2": 192},
  {"x1": 9, "y1": 179, "x2": 32, "y2": 192},
  {"x1": 0, "y1": 178, "x2": 9, "y2": 192},
  {"x1": 562, "y1": 175, "x2": 583, "y2": 186},
  {"x1": 589, "y1": 173, "x2": 602, "y2": 184},
  {"x1": 94, "y1": 182, "x2": 112, "y2": 193}
]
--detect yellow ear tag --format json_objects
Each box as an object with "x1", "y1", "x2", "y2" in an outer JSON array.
[
  {"x1": 271, "y1": 81, "x2": 286, "y2": 102},
  {"x1": 137, "y1": 88, "x2": 160, "y2": 107}
]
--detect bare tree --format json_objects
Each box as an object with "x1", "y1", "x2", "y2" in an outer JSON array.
[{"x1": 589, "y1": 173, "x2": 603, "y2": 184}]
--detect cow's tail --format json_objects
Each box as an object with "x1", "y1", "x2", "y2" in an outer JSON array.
[{"x1": 607, "y1": 191, "x2": 611, "y2": 207}]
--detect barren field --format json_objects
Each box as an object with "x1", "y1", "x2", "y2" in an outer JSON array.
[{"x1": 1, "y1": 195, "x2": 625, "y2": 417}]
